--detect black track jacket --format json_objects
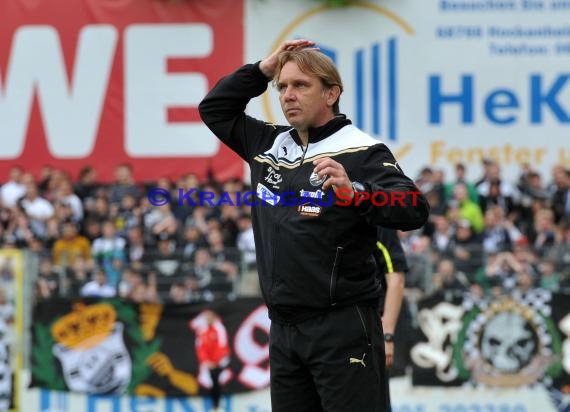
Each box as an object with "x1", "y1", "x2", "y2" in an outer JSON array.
[{"x1": 199, "y1": 62, "x2": 429, "y2": 324}]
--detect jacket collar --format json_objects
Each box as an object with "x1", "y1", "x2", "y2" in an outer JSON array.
[{"x1": 289, "y1": 114, "x2": 352, "y2": 146}]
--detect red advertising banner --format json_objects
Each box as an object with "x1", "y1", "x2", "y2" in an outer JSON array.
[{"x1": 0, "y1": 0, "x2": 245, "y2": 183}]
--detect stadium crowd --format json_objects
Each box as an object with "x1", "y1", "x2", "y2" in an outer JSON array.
[{"x1": 0, "y1": 159, "x2": 569, "y2": 307}]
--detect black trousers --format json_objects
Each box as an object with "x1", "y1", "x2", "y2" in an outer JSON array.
[
  {"x1": 209, "y1": 367, "x2": 222, "y2": 408},
  {"x1": 269, "y1": 305, "x2": 389, "y2": 412}
]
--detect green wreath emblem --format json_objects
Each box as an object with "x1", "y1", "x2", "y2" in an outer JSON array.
[
  {"x1": 32, "y1": 298, "x2": 161, "y2": 393},
  {"x1": 451, "y1": 300, "x2": 563, "y2": 383}
]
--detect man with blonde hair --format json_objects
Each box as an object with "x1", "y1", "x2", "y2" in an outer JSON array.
[{"x1": 200, "y1": 39, "x2": 429, "y2": 411}]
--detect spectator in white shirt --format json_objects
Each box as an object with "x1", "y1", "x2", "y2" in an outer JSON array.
[
  {"x1": 0, "y1": 167, "x2": 26, "y2": 209},
  {"x1": 19, "y1": 180, "x2": 54, "y2": 221},
  {"x1": 54, "y1": 179, "x2": 83, "y2": 222},
  {"x1": 80, "y1": 268, "x2": 116, "y2": 298},
  {"x1": 18, "y1": 179, "x2": 54, "y2": 239}
]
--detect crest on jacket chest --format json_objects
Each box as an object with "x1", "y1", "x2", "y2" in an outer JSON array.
[{"x1": 309, "y1": 171, "x2": 327, "y2": 187}]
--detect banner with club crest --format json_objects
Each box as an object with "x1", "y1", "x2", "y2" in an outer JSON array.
[
  {"x1": 410, "y1": 289, "x2": 570, "y2": 411},
  {"x1": 30, "y1": 297, "x2": 269, "y2": 397}
]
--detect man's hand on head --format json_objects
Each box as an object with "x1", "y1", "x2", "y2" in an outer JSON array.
[{"x1": 259, "y1": 39, "x2": 317, "y2": 79}]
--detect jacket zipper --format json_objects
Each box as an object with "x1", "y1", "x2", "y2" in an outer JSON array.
[
  {"x1": 329, "y1": 246, "x2": 343, "y2": 305},
  {"x1": 269, "y1": 141, "x2": 309, "y2": 302}
]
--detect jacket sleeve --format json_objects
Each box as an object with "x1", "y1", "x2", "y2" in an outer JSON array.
[
  {"x1": 353, "y1": 144, "x2": 430, "y2": 231},
  {"x1": 198, "y1": 62, "x2": 281, "y2": 162},
  {"x1": 377, "y1": 227, "x2": 410, "y2": 274}
]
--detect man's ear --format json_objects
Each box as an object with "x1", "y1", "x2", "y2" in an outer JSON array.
[{"x1": 326, "y1": 85, "x2": 341, "y2": 107}]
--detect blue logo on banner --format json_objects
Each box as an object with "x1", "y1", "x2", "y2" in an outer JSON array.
[{"x1": 319, "y1": 38, "x2": 399, "y2": 142}]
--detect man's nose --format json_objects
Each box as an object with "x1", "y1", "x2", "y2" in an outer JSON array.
[{"x1": 282, "y1": 86, "x2": 296, "y2": 101}]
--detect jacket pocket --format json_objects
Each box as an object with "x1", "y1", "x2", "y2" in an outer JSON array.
[{"x1": 329, "y1": 246, "x2": 343, "y2": 305}]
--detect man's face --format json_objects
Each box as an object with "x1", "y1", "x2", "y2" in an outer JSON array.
[
  {"x1": 95, "y1": 271, "x2": 106, "y2": 285},
  {"x1": 277, "y1": 61, "x2": 334, "y2": 132},
  {"x1": 63, "y1": 224, "x2": 76, "y2": 239},
  {"x1": 9, "y1": 167, "x2": 22, "y2": 182}
]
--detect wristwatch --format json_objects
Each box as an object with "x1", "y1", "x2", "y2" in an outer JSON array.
[{"x1": 384, "y1": 333, "x2": 394, "y2": 343}]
